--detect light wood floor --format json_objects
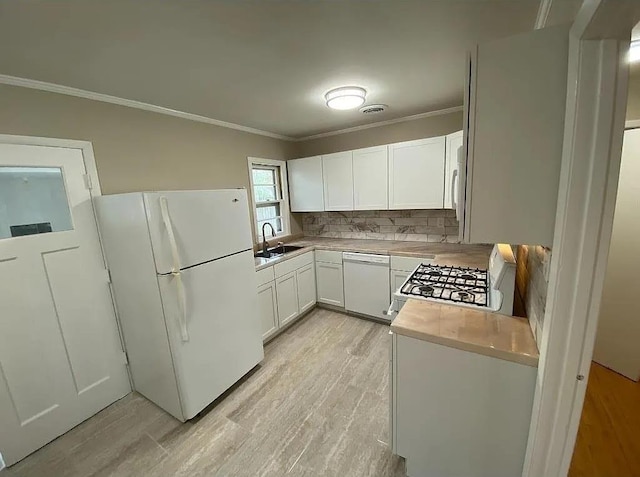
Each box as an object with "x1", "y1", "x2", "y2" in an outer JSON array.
[
  {"x1": 5, "y1": 309, "x2": 404, "y2": 477},
  {"x1": 569, "y1": 362, "x2": 640, "y2": 477}
]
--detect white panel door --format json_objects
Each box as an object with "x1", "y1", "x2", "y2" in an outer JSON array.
[
  {"x1": 353, "y1": 146, "x2": 388, "y2": 210},
  {"x1": 445, "y1": 131, "x2": 463, "y2": 210},
  {"x1": 389, "y1": 137, "x2": 446, "y2": 209},
  {"x1": 0, "y1": 143, "x2": 130, "y2": 466},
  {"x1": 144, "y1": 189, "x2": 253, "y2": 274},
  {"x1": 276, "y1": 271, "x2": 299, "y2": 327},
  {"x1": 322, "y1": 151, "x2": 354, "y2": 211},
  {"x1": 296, "y1": 262, "x2": 316, "y2": 314},
  {"x1": 316, "y1": 261, "x2": 344, "y2": 307},
  {"x1": 257, "y1": 281, "x2": 279, "y2": 341},
  {"x1": 288, "y1": 156, "x2": 324, "y2": 212}
]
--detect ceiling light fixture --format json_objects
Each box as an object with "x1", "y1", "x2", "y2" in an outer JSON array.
[
  {"x1": 631, "y1": 40, "x2": 640, "y2": 62},
  {"x1": 325, "y1": 86, "x2": 367, "y2": 110}
]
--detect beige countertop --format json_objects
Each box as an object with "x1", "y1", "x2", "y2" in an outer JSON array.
[
  {"x1": 391, "y1": 299, "x2": 539, "y2": 367},
  {"x1": 255, "y1": 237, "x2": 492, "y2": 271}
]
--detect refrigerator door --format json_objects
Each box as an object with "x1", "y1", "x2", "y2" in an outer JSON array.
[
  {"x1": 145, "y1": 189, "x2": 253, "y2": 274},
  {"x1": 157, "y1": 249, "x2": 264, "y2": 420}
]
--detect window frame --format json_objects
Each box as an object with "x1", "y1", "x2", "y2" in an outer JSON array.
[{"x1": 248, "y1": 157, "x2": 290, "y2": 243}]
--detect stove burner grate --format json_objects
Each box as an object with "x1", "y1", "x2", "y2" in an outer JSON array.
[{"x1": 399, "y1": 264, "x2": 489, "y2": 307}]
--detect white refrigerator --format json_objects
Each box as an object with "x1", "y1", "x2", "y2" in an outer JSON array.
[{"x1": 96, "y1": 189, "x2": 264, "y2": 421}]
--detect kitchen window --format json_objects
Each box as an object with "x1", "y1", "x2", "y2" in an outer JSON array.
[{"x1": 248, "y1": 157, "x2": 290, "y2": 242}]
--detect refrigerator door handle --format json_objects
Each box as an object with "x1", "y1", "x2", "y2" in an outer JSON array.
[{"x1": 160, "y1": 196, "x2": 190, "y2": 342}]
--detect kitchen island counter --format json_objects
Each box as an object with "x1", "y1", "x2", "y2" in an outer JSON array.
[{"x1": 391, "y1": 299, "x2": 539, "y2": 367}]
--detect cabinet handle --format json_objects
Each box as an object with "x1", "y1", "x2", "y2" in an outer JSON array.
[{"x1": 451, "y1": 169, "x2": 458, "y2": 211}]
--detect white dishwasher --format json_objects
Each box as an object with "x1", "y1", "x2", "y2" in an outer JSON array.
[{"x1": 343, "y1": 252, "x2": 391, "y2": 321}]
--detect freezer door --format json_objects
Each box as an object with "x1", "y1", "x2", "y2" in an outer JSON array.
[
  {"x1": 145, "y1": 190, "x2": 253, "y2": 274},
  {"x1": 157, "y1": 249, "x2": 264, "y2": 420}
]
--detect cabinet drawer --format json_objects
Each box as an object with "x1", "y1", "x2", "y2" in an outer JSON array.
[
  {"x1": 315, "y1": 250, "x2": 343, "y2": 264},
  {"x1": 256, "y1": 266, "x2": 275, "y2": 287},
  {"x1": 274, "y1": 251, "x2": 314, "y2": 278},
  {"x1": 390, "y1": 255, "x2": 434, "y2": 273}
]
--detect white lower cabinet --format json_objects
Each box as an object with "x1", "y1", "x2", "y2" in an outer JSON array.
[
  {"x1": 392, "y1": 333, "x2": 536, "y2": 477},
  {"x1": 316, "y1": 261, "x2": 344, "y2": 307},
  {"x1": 276, "y1": 271, "x2": 299, "y2": 328},
  {"x1": 257, "y1": 281, "x2": 278, "y2": 341},
  {"x1": 256, "y1": 251, "x2": 318, "y2": 342},
  {"x1": 296, "y1": 263, "x2": 317, "y2": 314}
]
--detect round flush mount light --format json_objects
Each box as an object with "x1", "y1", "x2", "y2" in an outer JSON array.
[{"x1": 325, "y1": 86, "x2": 367, "y2": 110}]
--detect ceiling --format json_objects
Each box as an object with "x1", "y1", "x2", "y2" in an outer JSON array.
[{"x1": 0, "y1": 1, "x2": 581, "y2": 139}]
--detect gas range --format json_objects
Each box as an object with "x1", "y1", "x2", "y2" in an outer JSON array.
[
  {"x1": 398, "y1": 264, "x2": 490, "y2": 307},
  {"x1": 393, "y1": 244, "x2": 517, "y2": 315}
]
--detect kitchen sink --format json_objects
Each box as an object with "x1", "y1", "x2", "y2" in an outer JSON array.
[
  {"x1": 254, "y1": 244, "x2": 304, "y2": 259},
  {"x1": 270, "y1": 245, "x2": 304, "y2": 254}
]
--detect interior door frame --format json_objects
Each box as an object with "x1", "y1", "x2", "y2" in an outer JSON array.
[
  {"x1": 0, "y1": 134, "x2": 131, "y2": 387},
  {"x1": 522, "y1": 1, "x2": 639, "y2": 476}
]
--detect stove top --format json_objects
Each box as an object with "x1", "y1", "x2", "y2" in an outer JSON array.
[{"x1": 398, "y1": 264, "x2": 489, "y2": 307}]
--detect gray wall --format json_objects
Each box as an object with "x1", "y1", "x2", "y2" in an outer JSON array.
[{"x1": 0, "y1": 84, "x2": 301, "y2": 241}]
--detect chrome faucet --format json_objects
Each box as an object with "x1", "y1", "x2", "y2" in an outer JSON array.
[{"x1": 262, "y1": 222, "x2": 276, "y2": 255}]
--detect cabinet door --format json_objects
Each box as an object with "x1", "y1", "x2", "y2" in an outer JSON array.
[
  {"x1": 276, "y1": 271, "x2": 299, "y2": 327},
  {"x1": 444, "y1": 131, "x2": 463, "y2": 210},
  {"x1": 353, "y1": 146, "x2": 388, "y2": 210},
  {"x1": 296, "y1": 263, "x2": 317, "y2": 314},
  {"x1": 257, "y1": 281, "x2": 278, "y2": 341},
  {"x1": 316, "y1": 261, "x2": 344, "y2": 307},
  {"x1": 388, "y1": 137, "x2": 446, "y2": 209},
  {"x1": 322, "y1": 151, "x2": 354, "y2": 211},
  {"x1": 288, "y1": 156, "x2": 324, "y2": 212}
]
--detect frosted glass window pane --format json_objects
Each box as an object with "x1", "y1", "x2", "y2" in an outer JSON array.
[{"x1": 0, "y1": 167, "x2": 74, "y2": 239}]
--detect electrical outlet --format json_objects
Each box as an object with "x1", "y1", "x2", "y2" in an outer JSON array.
[{"x1": 437, "y1": 217, "x2": 445, "y2": 227}]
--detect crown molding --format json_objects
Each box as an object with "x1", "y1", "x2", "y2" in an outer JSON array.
[
  {"x1": 0, "y1": 74, "x2": 464, "y2": 144},
  {"x1": 292, "y1": 105, "x2": 464, "y2": 142},
  {"x1": 535, "y1": 0, "x2": 553, "y2": 29},
  {"x1": 0, "y1": 74, "x2": 295, "y2": 141}
]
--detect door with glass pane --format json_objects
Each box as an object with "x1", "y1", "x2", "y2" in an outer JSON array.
[{"x1": 0, "y1": 142, "x2": 130, "y2": 466}]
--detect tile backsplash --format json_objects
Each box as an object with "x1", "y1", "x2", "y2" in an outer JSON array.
[
  {"x1": 301, "y1": 210, "x2": 459, "y2": 243},
  {"x1": 514, "y1": 245, "x2": 552, "y2": 346}
]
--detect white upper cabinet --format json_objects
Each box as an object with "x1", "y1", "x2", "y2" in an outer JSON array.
[
  {"x1": 388, "y1": 137, "x2": 446, "y2": 209},
  {"x1": 444, "y1": 131, "x2": 463, "y2": 210},
  {"x1": 322, "y1": 151, "x2": 354, "y2": 211},
  {"x1": 462, "y1": 25, "x2": 569, "y2": 246},
  {"x1": 352, "y1": 146, "x2": 388, "y2": 210},
  {"x1": 288, "y1": 156, "x2": 324, "y2": 212}
]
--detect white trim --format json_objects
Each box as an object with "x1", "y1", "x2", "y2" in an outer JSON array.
[
  {"x1": 535, "y1": 0, "x2": 553, "y2": 29},
  {"x1": 625, "y1": 119, "x2": 640, "y2": 129},
  {"x1": 292, "y1": 106, "x2": 464, "y2": 142},
  {"x1": 0, "y1": 74, "x2": 294, "y2": 141},
  {"x1": 0, "y1": 134, "x2": 102, "y2": 196},
  {"x1": 247, "y1": 157, "x2": 291, "y2": 244},
  {"x1": 522, "y1": 1, "x2": 632, "y2": 475}
]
